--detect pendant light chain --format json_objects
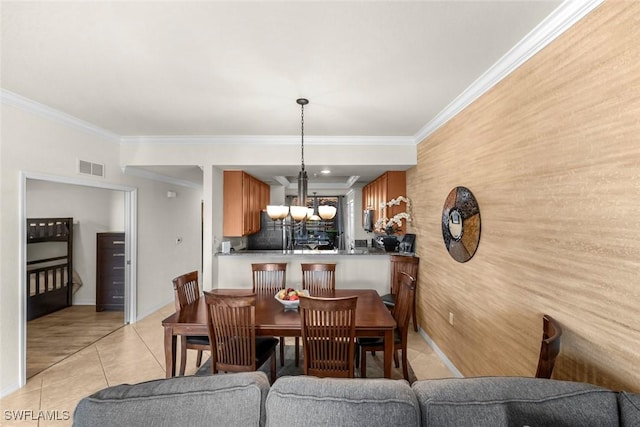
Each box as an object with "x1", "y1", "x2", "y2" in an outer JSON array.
[
  {"x1": 300, "y1": 101, "x2": 305, "y2": 171},
  {"x1": 296, "y1": 98, "x2": 309, "y2": 209}
]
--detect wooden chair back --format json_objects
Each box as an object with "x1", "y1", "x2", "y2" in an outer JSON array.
[
  {"x1": 301, "y1": 263, "x2": 336, "y2": 294},
  {"x1": 394, "y1": 272, "x2": 416, "y2": 337},
  {"x1": 535, "y1": 314, "x2": 562, "y2": 379},
  {"x1": 390, "y1": 255, "x2": 419, "y2": 297},
  {"x1": 356, "y1": 272, "x2": 416, "y2": 381},
  {"x1": 172, "y1": 271, "x2": 200, "y2": 311},
  {"x1": 299, "y1": 295, "x2": 357, "y2": 378},
  {"x1": 204, "y1": 292, "x2": 257, "y2": 374},
  {"x1": 252, "y1": 263, "x2": 287, "y2": 294}
]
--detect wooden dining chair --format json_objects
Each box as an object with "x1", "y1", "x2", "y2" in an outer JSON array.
[
  {"x1": 172, "y1": 271, "x2": 209, "y2": 376},
  {"x1": 299, "y1": 295, "x2": 357, "y2": 378},
  {"x1": 251, "y1": 263, "x2": 288, "y2": 366},
  {"x1": 535, "y1": 314, "x2": 563, "y2": 379},
  {"x1": 381, "y1": 255, "x2": 419, "y2": 331},
  {"x1": 301, "y1": 263, "x2": 336, "y2": 294},
  {"x1": 296, "y1": 263, "x2": 337, "y2": 365},
  {"x1": 203, "y1": 291, "x2": 278, "y2": 384},
  {"x1": 356, "y1": 272, "x2": 416, "y2": 381}
]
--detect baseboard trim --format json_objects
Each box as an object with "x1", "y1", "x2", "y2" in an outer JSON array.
[
  {"x1": 417, "y1": 327, "x2": 464, "y2": 378},
  {"x1": 0, "y1": 384, "x2": 21, "y2": 400},
  {"x1": 135, "y1": 298, "x2": 174, "y2": 323}
]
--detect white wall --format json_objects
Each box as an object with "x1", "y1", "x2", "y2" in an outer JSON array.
[
  {"x1": 346, "y1": 186, "x2": 373, "y2": 247},
  {"x1": 0, "y1": 103, "x2": 202, "y2": 396},
  {"x1": 26, "y1": 180, "x2": 125, "y2": 305}
]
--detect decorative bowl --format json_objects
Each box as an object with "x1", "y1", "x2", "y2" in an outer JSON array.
[{"x1": 274, "y1": 289, "x2": 309, "y2": 310}]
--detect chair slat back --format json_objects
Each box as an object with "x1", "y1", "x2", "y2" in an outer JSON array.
[
  {"x1": 301, "y1": 263, "x2": 336, "y2": 294},
  {"x1": 172, "y1": 271, "x2": 200, "y2": 311},
  {"x1": 204, "y1": 292, "x2": 257, "y2": 373},
  {"x1": 299, "y1": 295, "x2": 357, "y2": 378},
  {"x1": 390, "y1": 255, "x2": 419, "y2": 297},
  {"x1": 393, "y1": 272, "x2": 416, "y2": 339},
  {"x1": 535, "y1": 314, "x2": 562, "y2": 379},
  {"x1": 252, "y1": 263, "x2": 287, "y2": 294}
]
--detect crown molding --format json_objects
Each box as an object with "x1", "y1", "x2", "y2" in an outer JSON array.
[
  {"x1": 414, "y1": 0, "x2": 604, "y2": 144},
  {"x1": 346, "y1": 175, "x2": 360, "y2": 188},
  {"x1": 122, "y1": 166, "x2": 202, "y2": 190},
  {"x1": 2, "y1": 0, "x2": 603, "y2": 148},
  {"x1": 281, "y1": 180, "x2": 357, "y2": 191},
  {"x1": 0, "y1": 89, "x2": 120, "y2": 142},
  {"x1": 272, "y1": 176, "x2": 292, "y2": 187},
  {"x1": 119, "y1": 135, "x2": 415, "y2": 146}
]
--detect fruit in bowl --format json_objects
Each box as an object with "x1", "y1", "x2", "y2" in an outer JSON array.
[{"x1": 275, "y1": 288, "x2": 309, "y2": 309}]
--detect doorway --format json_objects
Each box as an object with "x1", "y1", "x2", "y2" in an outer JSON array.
[{"x1": 19, "y1": 172, "x2": 137, "y2": 387}]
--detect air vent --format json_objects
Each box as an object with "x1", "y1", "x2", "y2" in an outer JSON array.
[{"x1": 78, "y1": 159, "x2": 105, "y2": 177}]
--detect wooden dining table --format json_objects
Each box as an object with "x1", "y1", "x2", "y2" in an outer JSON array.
[{"x1": 162, "y1": 289, "x2": 397, "y2": 378}]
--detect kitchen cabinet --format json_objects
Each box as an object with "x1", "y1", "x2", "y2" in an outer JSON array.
[
  {"x1": 362, "y1": 171, "x2": 406, "y2": 233},
  {"x1": 224, "y1": 171, "x2": 270, "y2": 236}
]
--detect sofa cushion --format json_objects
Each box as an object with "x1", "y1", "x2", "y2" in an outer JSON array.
[
  {"x1": 73, "y1": 371, "x2": 270, "y2": 427},
  {"x1": 266, "y1": 376, "x2": 420, "y2": 427},
  {"x1": 619, "y1": 391, "x2": 640, "y2": 426},
  {"x1": 412, "y1": 377, "x2": 619, "y2": 427}
]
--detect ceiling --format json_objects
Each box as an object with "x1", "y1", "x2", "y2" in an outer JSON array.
[{"x1": 1, "y1": 1, "x2": 562, "y2": 190}]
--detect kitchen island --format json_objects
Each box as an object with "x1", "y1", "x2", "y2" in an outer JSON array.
[{"x1": 215, "y1": 248, "x2": 393, "y2": 295}]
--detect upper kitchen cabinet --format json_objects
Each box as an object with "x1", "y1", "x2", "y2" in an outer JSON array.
[
  {"x1": 223, "y1": 171, "x2": 270, "y2": 237},
  {"x1": 362, "y1": 171, "x2": 406, "y2": 233}
]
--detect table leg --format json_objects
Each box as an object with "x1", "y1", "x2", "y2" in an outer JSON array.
[
  {"x1": 383, "y1": 329, "x2": 393, "y2": 378},
  {"x1": 164, "y1": 326, "x2": 176, "y2": 378}
]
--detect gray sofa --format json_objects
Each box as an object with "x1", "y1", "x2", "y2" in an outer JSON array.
[{"x1": 74, "y1": 372, "x2": 640, "y2": 427}]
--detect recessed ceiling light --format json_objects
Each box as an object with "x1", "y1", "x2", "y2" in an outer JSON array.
[{"x1": 321, "y1": 169, "x2": 331, "y2": 174}]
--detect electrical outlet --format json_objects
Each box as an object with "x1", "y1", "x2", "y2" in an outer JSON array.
[{"x1": 448, "y1": 311, "x2": 454, "y2": 326}]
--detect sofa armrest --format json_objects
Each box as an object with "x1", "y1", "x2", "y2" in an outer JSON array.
[
  {"x1": 266, "y1": 376, "x2": 420, "y2": 427},
  {"x1": 73, "y1": 372, "x2": 270, "y2": 427},
  {"x1": 619, "y1": 391, "x2": 640, "y2": 426},
  {"x1": 412, "y1": 377, "x2": 619, "y2": 427}
]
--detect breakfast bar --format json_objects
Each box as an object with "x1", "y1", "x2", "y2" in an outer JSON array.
[{"x1": 215, "y1": 249, "x2": 392, "y2": 295}]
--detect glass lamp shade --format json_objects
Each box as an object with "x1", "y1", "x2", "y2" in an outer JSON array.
[
  {"x1": 278, "y1": 206, "x2": 290, "y2": 219},
  {"x1": 290, "y1": 206, "x2": 308, "y2": 221},
  {"x1": 266, "y1": 205, "x2": 280, "y2": 220},
  {"x1": 267, "y1": 205, "x2": 289, "y2": 220},
  {"x1": 318, "y1": 205, "x2": 337, "y2": 220},
  {"x1": 306, "y1": 208, "x2": 315, "y2": 219}
]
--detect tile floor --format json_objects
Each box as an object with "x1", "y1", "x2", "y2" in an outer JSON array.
[{"x1": 0, "y1": 303, "x2": 454, "y2": 426}]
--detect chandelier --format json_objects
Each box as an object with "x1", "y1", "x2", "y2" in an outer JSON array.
[{"x1": 266, "y1": 98, "x2": 337, "y2": 229}]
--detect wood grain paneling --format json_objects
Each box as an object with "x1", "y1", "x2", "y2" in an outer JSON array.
[{"x1": 407, "y1": 1, "x2": 640, "y2": 392}]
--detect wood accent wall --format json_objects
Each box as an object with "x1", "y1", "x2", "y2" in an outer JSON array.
[{"x1": 406, "y1": 1, "x2": 640, "y2": 392}]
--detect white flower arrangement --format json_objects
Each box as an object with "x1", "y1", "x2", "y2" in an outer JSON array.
[{"x1": 374, "y1": 196, "x2": 412, "y2": 234}]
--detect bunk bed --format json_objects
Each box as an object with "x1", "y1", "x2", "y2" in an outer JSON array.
[{"x1": 26, "y1": 217, "x2": 73, "y2": 321}]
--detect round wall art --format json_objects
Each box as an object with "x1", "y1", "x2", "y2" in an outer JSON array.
[{"x1": 442, "y1": 186, "x2": 481, "y2": 263}]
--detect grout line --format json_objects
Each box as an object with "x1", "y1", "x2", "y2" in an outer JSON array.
[
  {"x1": 94, "y1": 343, "x2": 110, "y2": 387},
  {"x1": 131, "y1": 323, "x2": 166, "y2": 372},
  {"x1": 37, "y1": 375, "x2": 43, "y2": 427}
]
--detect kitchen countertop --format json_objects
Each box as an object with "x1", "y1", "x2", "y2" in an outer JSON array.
[{"x1": 216, "y1": 248, "x2": 390, "y2": 256}]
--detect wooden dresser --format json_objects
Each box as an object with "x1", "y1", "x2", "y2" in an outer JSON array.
[{"x1": 96, "y1": 232, "x2": 125, "y2": 311}]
